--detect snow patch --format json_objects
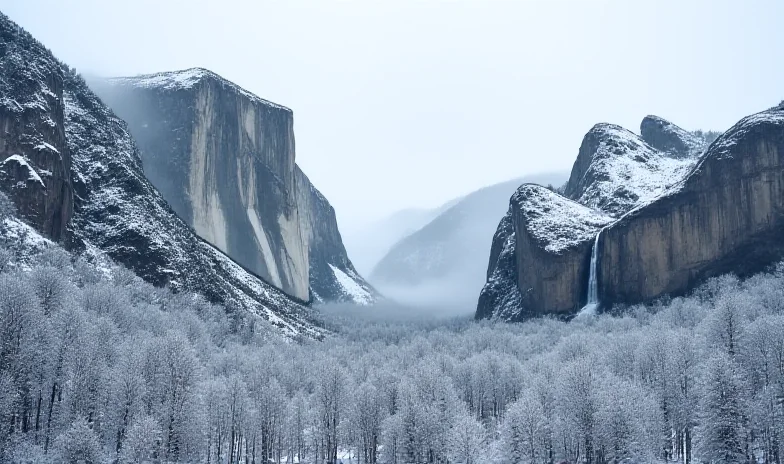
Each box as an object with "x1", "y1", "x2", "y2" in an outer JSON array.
[
  {"x1": 109, "y1": 67, "x2": 292, "y2": 112},
  {"x1": 513, "y1": 185, "x2": 613, "y2": 254},
  {"x1": 2, "y1": 155, "x2": 45, "y2": 187},
  {"x1": 329, "y1": 263, "x2": 373, "y2": 305},
  {"x1": 33, "y1": 141, "x2": 59, "y2": 154},
  {"x1": 574, "y1": 125, "x2": 696, "y2": 216}
]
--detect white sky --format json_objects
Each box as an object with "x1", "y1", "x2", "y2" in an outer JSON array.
[{"x1": 3, "y1": 0, "x2": 783, "y2": 229}]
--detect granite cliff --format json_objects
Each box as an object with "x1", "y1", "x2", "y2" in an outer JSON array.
[
  {"x1": 92, "y1": 68, "x2": 375, "y2": 305},
  {"x1": 93, "y1": 69, "x2": 309, "y2": 300},
  {"x1": 478, "y1": 115, "x2": 716, "y2": 321},
  {"x1": 0, "y1": 18, "x2": 72, "y2": 241},
  {"x1": 600, "y1": 108, "x2": 784, "y2": 306},
  {"x1": 0, "y1": 13, "x2": 323, "y2": 338}
]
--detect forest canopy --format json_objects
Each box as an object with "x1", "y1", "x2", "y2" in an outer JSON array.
[{"x1": 0, "y1": 200, "x2": 783, "y2": 464}]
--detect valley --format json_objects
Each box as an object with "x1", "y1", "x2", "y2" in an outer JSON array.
[{"x1": 1, "y1": 3, "x2": 784, "y2": 464}]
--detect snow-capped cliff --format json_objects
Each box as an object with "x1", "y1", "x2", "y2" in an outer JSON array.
[
  {"x1": 93, "y1": 68, "x2": 375, "y2": 306},
  {"x1": 0, "y1": 13, "x2": 323, "y2": 338},
  {"x1": 478, "y1": 116, "x2": 709, "y2": 321},
  {"x1": 563, "y1": 123, "x2": 697, "y2": 217},
  {"x1": 94, "y1": 68, "x2": 309, "y2": 301}
]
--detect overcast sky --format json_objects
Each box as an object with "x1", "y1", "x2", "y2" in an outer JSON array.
[{"x1": 3, "y1": 0, "x2": 783, "y2": 229}]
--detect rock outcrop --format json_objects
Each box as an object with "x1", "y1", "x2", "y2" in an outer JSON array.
[
  {"x1": 563, "y1": 123, "x2": 696, "y2": 216},
  {"x1": 93, "y1": 69, "x2": 375, "y2": 305},
  {"x1": 0, "y1": 13, "x2": 323, "y2": 338},
  {"x1": 0, "y1": 18, "x2": 72, "y2": 241},
  {"x1": 599, "y1": 109, "x2": 784, "y2": 306},
  {"x1": 295, "y1": 166, "x2": 376, "y2": 304},
  {"x1": 478, "y1": 116, "x2": 709, "y2": 321},
  {"x1": 476, "y1": 185, "x2": 612, "y2": 320},
  {"x1": 640, "y1": 115, "x2": 705, "y2": 159}
]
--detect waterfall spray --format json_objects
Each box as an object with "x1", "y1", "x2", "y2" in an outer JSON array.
[{"x1": 579, "y1": 230, "x2": 602, "y2": 316}]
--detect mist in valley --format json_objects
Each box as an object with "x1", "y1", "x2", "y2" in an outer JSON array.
[{"x1": 3, "y1": 2, "x2": 784, "y2": 464}]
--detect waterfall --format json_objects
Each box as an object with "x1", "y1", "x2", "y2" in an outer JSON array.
[{"x1": 579, "y1": 230, "x2": 602, "y2": 316}]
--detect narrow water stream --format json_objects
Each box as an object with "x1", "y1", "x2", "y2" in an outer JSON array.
[{"x1": 579, "y1": 230, "x2": 601, "y2": 316}]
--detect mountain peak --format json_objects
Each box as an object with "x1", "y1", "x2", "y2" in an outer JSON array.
[
  {"x1": 564, "y1": 121, "x2": 694, "y2": 217},
  {"x1": 640, "y1": 114, "x2": 704, "y2": 158},
  {"x1": 108, "y1": 67, "x2": 292, "y2": 112}
]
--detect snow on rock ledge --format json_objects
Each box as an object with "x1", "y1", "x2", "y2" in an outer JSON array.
[
  {"x1": 0, "y1": 13, "x2": 74, "y2": 241},
  {"x1": 514, "y1": 185, "x2": 612, "y2": 254},
  {"x1": 477, "y1": 184, "x2": 612, "y2": 321},
  {"x1": 2, "y1": 155, "x2": 45, "y2": 187},
  {"x1": 564, "y1": 123, "x2": 696, "y2": 217}
]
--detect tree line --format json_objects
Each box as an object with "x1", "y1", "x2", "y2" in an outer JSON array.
[{"x1": 1, "y1": 209, "x2": 784, "y2": 463}]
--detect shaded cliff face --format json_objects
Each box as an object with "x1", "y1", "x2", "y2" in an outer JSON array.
[
  {"x1": 0, "y1": 18, "x2": 72, "y2": 241},
  {"x1": 0, "y1": 13, "x2": 322, "y2": 338},
  {"x1": 600, "y1": 109, "x2": 784, "y2": 306},
  {"x1": 295, "y1": 166, "x2": 376, "y2": 304},
  {"x1": 475, "y1": 208, "x2": 522, "y2": 320},
  {"x1": 94, "y1": 70, "x2": 309, "y2": 301},
  {"x1": 478, "y1": 117, "x2": 703, "y2": 321},
  {"x1": 640, "y1": 115, "x2": 705, "y2": 159}
]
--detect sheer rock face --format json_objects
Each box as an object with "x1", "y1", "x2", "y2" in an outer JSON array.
[
  {"x1": 600, "y1": 109, "x2": 784, "y2": 305},
  {"x1": 478, "y1": 117, "x2": 705, "y2": 321},
  {"x1": 0, "y1": 18, "x2": 73, "y2": 241},
  {"x1": 94, "y1": 69, "x2": 375, "y2": 305},
  {"x1": 0, "y1": 13, "x2": 323, "y2": 338},
  {"x1": 640, "y1": 115, "x2": 705, "y2": 159},
  {"x1": 476, "y1": 185, "x2": 611, "y2": 321},
  {"x1": 96, "y1": 70, "x2": 309, "y2": 301},
  {"x1": 295, "y1": 166, "x2": 377, "y2": 304}
]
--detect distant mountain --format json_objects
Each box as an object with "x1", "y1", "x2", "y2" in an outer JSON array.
[
  {"x1": 342, "y1": 198, "x2": 461, "y2": 276},
  {"x1": 370, "y1": 172, "x2": 568, "y2": 311}
]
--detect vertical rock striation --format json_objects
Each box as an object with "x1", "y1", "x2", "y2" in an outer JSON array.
[
  {"x1": 0, "y1": 13, "x2": 323, "y2": 338},
  {"x1": 93, "y1": 69, "x2": 376, "y2": 305},
  {"x1": 94, "y1": 70, "x2": 310, "y2": 300}
]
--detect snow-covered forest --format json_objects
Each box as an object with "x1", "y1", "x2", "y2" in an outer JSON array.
[{"x1": 2, "y1": 194, "x2": 784, "y2": 464}]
